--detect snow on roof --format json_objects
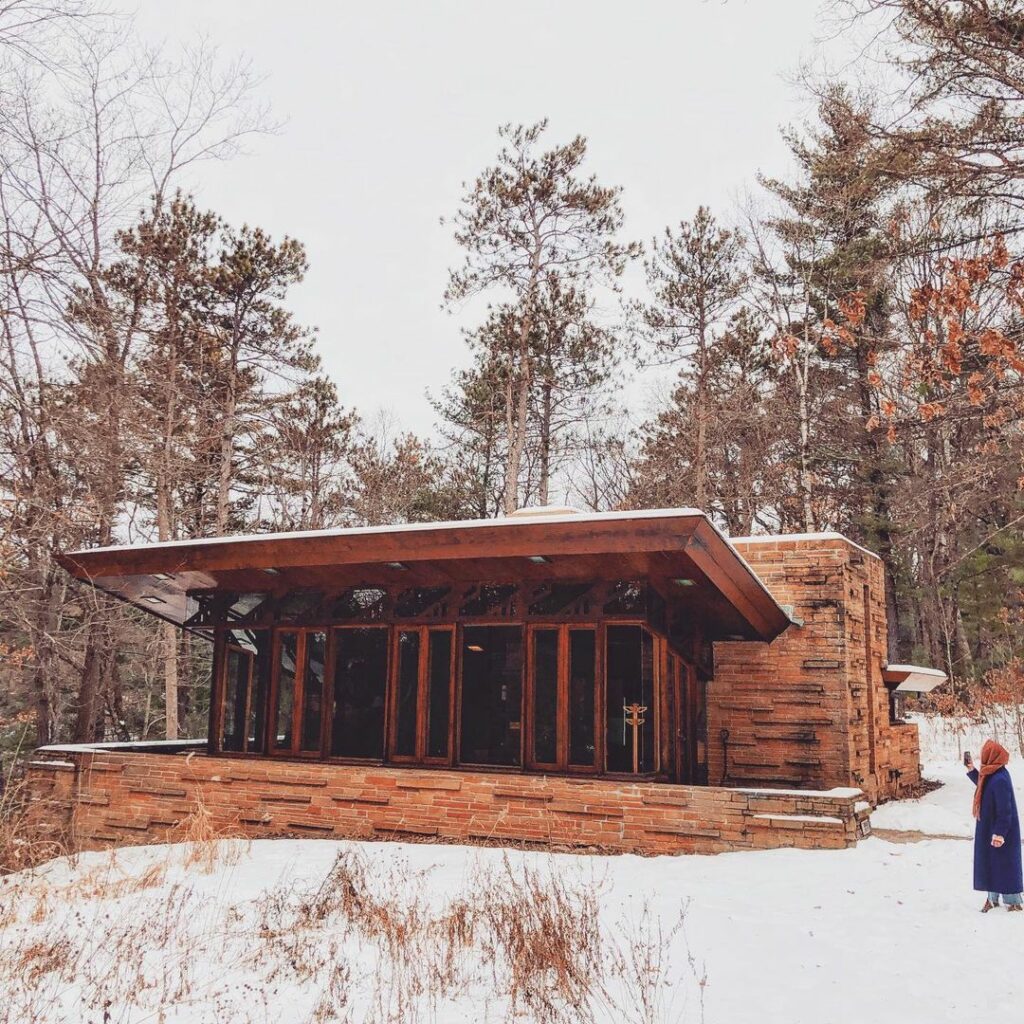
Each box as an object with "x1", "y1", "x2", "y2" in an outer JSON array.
[
  {"x1": 70, "y1": 506, "x2": 709, "y2": 557},
  {"x1": 731, "y1": 531, "x2": 882, "y2": 561},
  {"x1": 63, "y1": 507, "x2": 814, "y2": 627},
  {"x1": 883, "y1": 664, "x2": 947, "y2": 693}
]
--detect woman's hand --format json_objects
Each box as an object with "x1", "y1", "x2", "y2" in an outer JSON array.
[
  {"x1": 965, "y1": 757, "x2": 975, "y2": 772},
  {"x1": 992, "y1": 834, "x2": 1005, "y2": 848}
]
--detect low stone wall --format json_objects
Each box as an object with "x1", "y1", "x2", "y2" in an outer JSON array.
[{"x1": 24, "y1": 746, "x2": 870, "y2": 856}]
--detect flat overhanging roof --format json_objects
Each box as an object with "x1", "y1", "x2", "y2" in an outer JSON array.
[
  {"x1": 882, "y1": 664, "x2": 948, "y2": 693},
  {"x1": 56, "y1": 508, "x2": 793, "y2": 642}
]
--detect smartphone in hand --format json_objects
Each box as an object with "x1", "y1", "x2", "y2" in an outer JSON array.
[{"x1": 964, "y1": 750, "x2": 972, "y2": 767}]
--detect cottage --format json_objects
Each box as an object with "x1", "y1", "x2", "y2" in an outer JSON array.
[{"x1": 27, "y1": 507, "x2": 944, "y2": 854}]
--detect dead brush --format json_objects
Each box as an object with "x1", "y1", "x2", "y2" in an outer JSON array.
[
  {"x1": 0, "y1": 752, "x2": 70, "y2": 876},
  {"x1": 172, "y1": 787, "x2": 246, "y2": 873},
  {"x1": 470, "y1": 855, "x2": 604, "y2": 1024},
  {"x1": 602, "y1": 899, "x2": 701, "y2": 1024}
]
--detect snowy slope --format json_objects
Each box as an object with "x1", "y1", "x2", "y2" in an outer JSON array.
[
  {"x1": 2, "y1": 717, "x2": 1021, "y2": 1024},
  {"x1": 872, "y1": 713, "x2": 1024, "y2": 837}
]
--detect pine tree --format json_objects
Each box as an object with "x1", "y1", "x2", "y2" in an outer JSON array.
[
  {"x1": 445, "y1": 120, "x2": 637, "y2": 513},
  {"x1": 637, "y1": 206, "x2": 746, "y2": 511}
]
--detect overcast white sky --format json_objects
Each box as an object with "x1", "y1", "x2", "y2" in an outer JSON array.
[{"x1": 131, "y1": 0, "x2": 852, "y2": 438}]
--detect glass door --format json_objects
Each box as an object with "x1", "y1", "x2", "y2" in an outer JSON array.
[
  {"x1": 526, "y1": 625, "x2": 598, "y2": 772},
  {"x1": 271, "y1": 629, "x2": 326, "y2": 756},
  {"x1": 605, "y1": 625, "x2": 656, "y2": 774},
  {"x1": 391, "y1": 626, "x2": 455, "y2": 764}
]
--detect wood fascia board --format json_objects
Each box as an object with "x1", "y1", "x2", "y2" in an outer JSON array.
[
  {"x1": 58, "y1": 516, "x2": 704, "y2": 579},
  {"x1": 684, "y1": 522, "x2": 791, "y2": 641}
]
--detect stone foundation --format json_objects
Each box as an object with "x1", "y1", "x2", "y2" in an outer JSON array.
[{"x1": 24, "y1": 745, "x2": 870, "y2": 856}]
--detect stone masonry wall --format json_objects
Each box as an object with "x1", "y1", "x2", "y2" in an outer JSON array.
[
  {"x1": 712, "y1": 536, "x2": 921, "y2": 803},
  {"x1": 24, "y1": 748, "x2": 869, "y2": 857}
]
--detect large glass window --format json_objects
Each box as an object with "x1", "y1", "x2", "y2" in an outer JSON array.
[
  {"x1": 568, "y1": 629, "x2": 596, "y2": 767},
  {"x1": 300, "y1": 632, "x2": 326, "y2": 752},
  {"x1": 394, "y1": 630, "x2": 421, "y2": 757},
  {"x1": 272, "y1": 630, "x2": 325, "y2": 755},
  {"x1": 527, "y1": 626, "x2": 596, "y2": 771},
  {"x1": 274, "y1": 632, "x2": 298, "y2": 751},
  {"x1": 220, "y1": 628, "x2": 271, "y2": 753},
  {"x1": 460, "y1": 626, "x2": 522, "y2": 766},
  {"x1": 530, "y1": 629, "x2": 559, "y2": 766},
  {"x1": 426, "y1": 630, "x2": 453, "y2": 759},
  {"x1": 392, "y1": 627, "x2": 454, "y2": 762},
  {"x1": 606, "y1": 625, "x2": 656, "y2": 773},
  {"x1": 331, "y1": 627, "x2": 388, "y2": 759}
]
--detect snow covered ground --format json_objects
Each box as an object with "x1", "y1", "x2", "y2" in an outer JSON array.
[
  {"x1": 2, "y1": 715, "x2": 1022, "y2": 1024},
  {"x1": 872, "y1": 713, "x2": 1024, "y2": 837}
]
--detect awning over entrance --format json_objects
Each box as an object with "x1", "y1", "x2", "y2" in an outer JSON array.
[{"x1": 56, "y1": 508, "x2": 793, "y2": 642}]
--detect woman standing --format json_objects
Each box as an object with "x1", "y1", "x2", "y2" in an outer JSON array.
[{"x1": 966, "y1": 739, "x2": 1023, "y2": 912}]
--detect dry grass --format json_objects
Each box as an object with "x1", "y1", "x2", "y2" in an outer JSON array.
[
  {"x1": 171, "y1": 786, "x2": 248, "y2": 873},
  {"x1": 0, "y1": 757, "x2": 69, "y2": 877},
  {"x1": 0, "y1": 839, "x2": 706, "y2": 1024}
]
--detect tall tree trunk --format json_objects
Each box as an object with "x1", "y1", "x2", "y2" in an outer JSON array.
[
  {"x1": 693, "y1": 374, "x2": 708, "y2": 510},
  {"x1": 797, "y1": 351, "x2": 815, "y2": 532},
  {"x1": 538, "y1": 376, "x2": 553, "y2": 506},
  {"x1": 502, "y1": 317, "x2": 533, "y2": 514},
  {"x1": 217, "y1": 336, "x2": 240, "y2": 533}
]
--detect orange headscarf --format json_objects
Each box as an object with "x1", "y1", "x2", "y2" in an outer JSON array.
[{"x1": 974, "y1": 739, "x2": 1011, "y2": 820}]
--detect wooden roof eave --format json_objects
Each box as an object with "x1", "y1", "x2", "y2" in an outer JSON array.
[{"x1": 56, "y1": 511, "x2": 793, "y2": 643}]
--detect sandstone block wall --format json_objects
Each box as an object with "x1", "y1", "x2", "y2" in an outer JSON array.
[
  {"x1": 712, "y1": 536, "x2": 921, "y2": 803},
  {"x1": 24, "y1": 748, "x2": 869, "y2": 856}
]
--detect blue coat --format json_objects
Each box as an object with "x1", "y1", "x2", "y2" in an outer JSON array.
[{"x1": 969, "y1": 766, "x2": 1023, "y2": 895}]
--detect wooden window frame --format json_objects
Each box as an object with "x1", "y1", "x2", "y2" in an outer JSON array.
[
  {"x1": 268, "y1": 627, "x2": 328, "y2": 759},
  {"x1": 388, "y1": 625, "x2": 456, "y2": 766},
  {"x1": 524, "y1": 623, "x2": 601, "y2": 775},
  {"x1": 222, "y1": 639, "x2": 255, "y2": 753},
  {"x1": 324, "y1": 624, "x2": 390, "y2": 765},
  {"x1": 454, "y1": 621, "x2": 526, "y2": 771},
  {"x1": 602, "y1": 620, "x2": 662, "y2": 777},
  {"x1": 212, "y1": 626, "x2": 272, "y2": 756}
]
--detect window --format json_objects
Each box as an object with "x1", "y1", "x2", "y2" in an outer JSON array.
[
  {"x1": 271, "y1": 630, "x2": 326, "y2": 755},
  {"x1": 426, "y1": 630, "x2": 453, "y2": 759},
  {"x1": 274, "y1": 632, "x2": 298, "y2": 750},
  {"x1": 527, "y1": 626, "x2": 597, "y2": 771},
  {"x1": 394, "y1": 631, "x2": 421, "y2": 757},
  {"x1": 395, "y1": 587, "x2": 451, "y2": 618},
  {"x1": 530, "y1": 629, "x2": 559, "y2": 765},
  {"x1": 220, "y1": 628, "x2": 272, "y2": 753},
  {"x1": 460, "y1": 625, "x2": 522, "y2": 766},
  {"x1": 568, "y1": 629, "x2": 597, "y2": 767},
  {"x1": 391, "y1": 627, "x2": 454, "y2": 762},
  {"x1": 329, "y1": 588, "x2": 388, "y2": 621},
  {"x1": 331, "y1": 627, "x2": 388, "y2": 759},
  {"x1": 300, "y1": 632, "x2": 326, "y2": 752},
  {"x1": 606, "y1": 625, "x2": 656, "y2": 773}
]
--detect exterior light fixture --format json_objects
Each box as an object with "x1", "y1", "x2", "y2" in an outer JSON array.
[
  {"x1": 383, "y1": 561, "x2": 408, "y2": 570},
  {"x1": 673, "y1": 578, "x2": 696, "y2": 587},
  {"x1": 466, "y1": 644, "x2": 484, "y2": 653},
  {"x1": 262, "y1": 567, "x2": 281, "y2": 576},
  {"x1": 141, "y1": 595, "x2": 166, "y2": 605},
  {"x1": 528, "y1": 555, "x2": 550, "y2": 564}
]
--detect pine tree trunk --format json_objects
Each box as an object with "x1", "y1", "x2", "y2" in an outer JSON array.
[
  {"x1": 693, "y1": 373, "x2": 708, "y2": 510},
  {"x1": 502, "y1": 316, "x2": 533, "y2": 515},
  {"x1": 797, "y1": 353, "x2": 815, "y2": 532},
  {"x1": 538, "y1": 377, "x2": 553, "y2": 506},
  {"x1": 217, "y1": 340, "x2": 239, "y2": 534}
]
